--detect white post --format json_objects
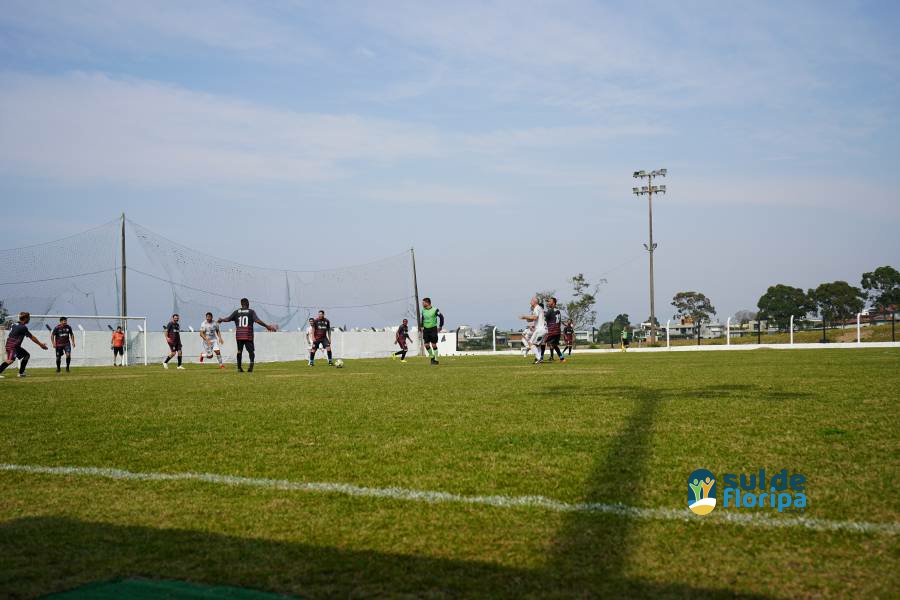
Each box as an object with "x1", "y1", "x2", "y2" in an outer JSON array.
[
  {"x1": 857, "y1": 312, "x2": 862, "y2": 344},
  {"x1": 666, "y1": 319, "x2": 671, "y2": 349},
  {"x1": 123, "y1": 319, "x2": 129, "y2": 367},
  {"x1": 726, "y1": 317, "x2": 731, "y2": 346},
  {"x1": 492, "y1": 327, "x2": 496, "y2": 352},
  {"x1": 789, "y1": 315, "x2": 794, "y2": 345},
  {"x1": 142, "y1": 319, "x2": 148, "y2": 366}
]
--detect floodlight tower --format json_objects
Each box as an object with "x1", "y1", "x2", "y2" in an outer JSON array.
[{"x1": 632, "y1": 169, "x2": 667, "y2": 344}]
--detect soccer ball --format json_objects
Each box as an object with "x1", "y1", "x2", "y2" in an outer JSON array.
[{"x1": 334, "y1": 359, "x2": 344, "y2": 368}]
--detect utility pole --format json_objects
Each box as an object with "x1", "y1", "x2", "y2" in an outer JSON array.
[
  {"x1": 121, "y1": 213, "x2": 127, "y2": 323},
  {"x1": 411, "y1": 248, "x2": 424, "y2": 356},
  {"x1": 632, "y1": 169, "x2": 666, "y2": 344}
]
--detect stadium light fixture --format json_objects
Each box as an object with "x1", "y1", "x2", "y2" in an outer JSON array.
[{"x1": 631, "y1": 168, "x2": 668, "y2": 344}]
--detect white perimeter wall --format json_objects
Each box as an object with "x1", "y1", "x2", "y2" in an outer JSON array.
[{"x1": 0, "y1": 329, "x2": 458, "y2": 368}]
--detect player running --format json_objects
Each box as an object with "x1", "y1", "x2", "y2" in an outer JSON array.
[
  {"x1": 308, "y1": 310, "x2": 333, "y2": 366},
  {"x1": 111, "y1": 326, "x2": 125, "y2": 366},
  {"x1": 163, "y1": 314, "x2": 184, "y2": 369},
  {"x1": 50, "y1": 316, "x2": 76, "y2": 373},
  {"x1": 544, "y1": 297, "x2": 566, "y2": 363},
  {"x1": 420, "y1": 297, "x2": 444, "y2": 365},
  {"x1": 563, "y1": 319, "x2": 575, "y2": 356},
  {"x1": 620, "y1": 327, "x2": 630, "y2": 352},
  {"x1": 392, "y1": 318, "x2": 411, "y2": 362},
  {"x1": 520, "y1": 297, "x2": 547, "y2": 364},
  {"x1": 199, "y1": 312, "x2": 225, "y2": 368},
  {"x1": 218, "y1": 298, "x2": 276, "y2": 372},
  {"x1": 0, "y1": 312, "x2": 48, "y2": 378}
]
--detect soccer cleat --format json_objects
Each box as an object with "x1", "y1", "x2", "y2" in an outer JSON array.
[
  {"x1": 328, "y1": 361, "x2": 333, "y2": 366},
  {"x1": 199, "y1": 355, "x2": 204, "y2": 363},
  {"x1": 238, "y1": 367, "x2": 244, "y2": 372},
  {"x1": 559, "y1": 357, "x2": 567, "y2": 363},
  {"x1": 430, "y1": 358, "x2": 439, "y2": 365},
  {"x1": 56, "y1": 367, "x2": 61, "y2": 373},
  {"x1": 162, "y1": 362, "x2": 168, "y2": 369},
  {"x1": 17, "y1": 373, "x2": 27, "y2": 377},
  {"x1": 247, "y1": 365, "x2": 254, "y2": 373},
  {"x1": 308, "y1": 362, "x2": 314, "y2": 367},
  {"x1": 533, "y1": 359, "x2": 543, "y2": 365},
  {"x1": 391, "y1": 353, "x2": 397, "y2": 361},
  {"x1": 400, "y1": 359, "x2": 408, "y2": 363},
  {"x1": 176, "y1": 365, "x2": 185, "y2": 370},
  {"x1": 219, "y1": 364, "x2": 225, "y2": 369}
]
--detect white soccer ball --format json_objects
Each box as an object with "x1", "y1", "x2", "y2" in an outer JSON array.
[{"x1": 334, "y1": 359, "x2": 344, "y2": 368}]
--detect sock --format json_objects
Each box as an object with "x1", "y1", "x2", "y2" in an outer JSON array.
[
  {"x1": 56, "y1": 356, "x2": 61, "y2": 369},
  {"x1": 19, "y1": 355, "x2": 29, "y2": 374},
  {"x1": 327, "y1": 350, "x2": 333, "y2": 362},
  {"x1": 216, "y1": 353, "x2": 223, "y2": 365},
  {"x1": 66, "y1": 356, "x2": 71, "y2": 369},
  {"x1": 164, "y1": 355, "x2": 172, "y2": 363},
  {"x1": 433, "y1": 348, "x2": 439, "y2": 359},
  {"x1": 237, "y1": 353, "x2": 242, "y2": 369},
  {"x1": 177, "y1": 355, "x2": 182, "y2": 366},
  {"x1": 539, "y1": 344, "x2": 546, "y2": 360},
  {"x1": 248, "y1": 350, "x2": 255, "y2": 363},
  {"x1": 248, "y1": 361, "x2": 254, "y2": 372},
  {"x1": 0, "y1": 362, "x2": 8, "y2": 374},
  {"x1": 401, "y1": 350, "x2": 407, "y2": 360},
  {"x1": 555, "y1": 347, "x2": 564, "y2": 359},
  {"x1": 427, "y1": 347, "x2": 434, "y2": 358},
  {"x1": 309, "y1": 351, "x2": 315, "y2": 363},
  {"x1": 394, "y1": 350, "x2": 402, "y2": 356}
]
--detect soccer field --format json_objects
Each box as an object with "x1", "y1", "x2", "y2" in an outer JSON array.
[{"x1": 1, "y1": 349, "x2": 898, "y2": 598}]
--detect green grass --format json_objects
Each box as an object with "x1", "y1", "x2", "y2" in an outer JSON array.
[{"x1": 1, "y1": 350, "x2": 899, "y2": 598}]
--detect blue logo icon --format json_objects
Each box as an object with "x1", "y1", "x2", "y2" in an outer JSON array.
[{"x1": 688, "y1": 469, "x2": 717, "y2": 515}]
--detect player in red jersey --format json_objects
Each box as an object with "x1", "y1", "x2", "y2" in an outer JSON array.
[
  {"x1": 163, "y1": 314, "x2": 184, "y2": 369},
  {"x1": 218, "y1": 298, "x2": 276, "y2": 373},
  {"x1": 0, "y1": 312, "x2": 48, "y2": 379},
  {"x1": 392, "y1": 318, "x2": 411, "y2": 362},
  {"x1": 563, "y1": 319, "x2": 575, "y2": 357},
  {"x1": 50, "y1": 316, "x2": 76, "y2": 373},
  {"x1": 308, "y1": 310, "x2": 333, "y2": 366}
]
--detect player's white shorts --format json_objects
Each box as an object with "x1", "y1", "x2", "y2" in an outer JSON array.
[
  {"x1": 530, "y1": 327, "x2": 547, "y2": 345},
  {"x1": 204, "y1": 339, "x2": 220, "y2": 354}
]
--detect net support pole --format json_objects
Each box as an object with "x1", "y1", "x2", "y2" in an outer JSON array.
[
  {"x1": 121, "y1": 214, "x2": 129, "y2": 366},
  {"x1": 411, "y1": 248, "x2": 424, "y2": 357}
]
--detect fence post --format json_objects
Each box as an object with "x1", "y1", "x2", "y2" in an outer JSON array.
[
  {"x1": 492, "y1": 326, "x2": 496, "y2": 352},
  {"x1": 726, "y1": 317, "x2": 731, "y2": 346},
  {"x1": 666, "y1": 319, "x2": 671, "y2": 349},
  {"x1": 790, "y1": 315, "x2": 794, "y2": 345},
  {"x1": 857, "y1": 313, "x2": 862, "y2": 345}
]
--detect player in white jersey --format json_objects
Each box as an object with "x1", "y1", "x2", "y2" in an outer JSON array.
[
  {"x1": 199, "y1": 312, "x2": 225, "y2": 368},
  {"x1": 520, "y1": 297, "x2": 548, "y2": 364}
]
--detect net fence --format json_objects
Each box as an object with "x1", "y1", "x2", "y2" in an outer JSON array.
[{"x1": 1, "y1": 218, "x2": 417, "y2": 332}]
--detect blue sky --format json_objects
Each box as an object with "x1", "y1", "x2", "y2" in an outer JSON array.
[{"x1": 1, "y1": 0, "x2": 898, "y2": 328}]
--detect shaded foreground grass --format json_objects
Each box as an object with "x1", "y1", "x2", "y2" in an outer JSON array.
[{"x1": 1, "y1": 349, "x2": 899, "y2": 598}]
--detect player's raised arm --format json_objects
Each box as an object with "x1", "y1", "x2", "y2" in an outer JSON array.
[
  {"x1": 218, "y1": 310, "x2": 238, "y2": 324},
  {"x1": 251, "y1": 310, "x2": 276, "y2": 332}
]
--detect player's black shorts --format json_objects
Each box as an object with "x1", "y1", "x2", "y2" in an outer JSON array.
[
  {"x1": 55, "y1": 344, "x2": 71, "y2": 357},
  {"x1": 5, "y1": 346, "x2": 28, "y2": 363},
  {"x1": 622, "y1": 339, "x2": 630, "y2": 346},
  {"x1": 423, "y1": 327, "x2": 438, "y2": 344},
  {"x1": 113, "y1": 346, "x2": 124, "y2": 356},
  {"x1": 310, "y1": 338, "x2": 330, "y2": 350},
  {"x1": 237, "y1": 339, "x2": 255, "y2": 354},
  {"x1": 545, "y1": 334, "x2": 561, "y2": 346}
]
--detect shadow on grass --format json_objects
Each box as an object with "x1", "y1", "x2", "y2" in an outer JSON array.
[{"x1": 0, "y1": 387, "x2": 770, "y2": 599}]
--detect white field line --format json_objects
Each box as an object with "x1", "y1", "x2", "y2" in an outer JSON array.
[{"x1": 2, "y1": 463, "x2": 896, "y2": 535}]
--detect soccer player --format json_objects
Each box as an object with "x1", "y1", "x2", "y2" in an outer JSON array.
[
  {"x1": 50, "y1": 316, "x2": 76, "y2": 373},
  {"x1": 218, "y1": 298, "x2": 276, "y2": 372},
  {"x1": 309, "y1": 310, "x2": 333, "y2": 366},
  {"x1": 392, "y1": 318, "x2": 411, "y2": 362},
  {"x1": 199, "y1": 312, "x2": 224, "y2": 368},
  {"x1": 563, "y1": 319, "x2": 575, "y2": 356},
  {"x1": 0, "y1": 312, "x2": 48, "y2": 378},
  {"x1": 620, "y1": 327, "x2": 630, "y2": 352},
  {"x1": 420, "y1": 297, "x2": 444, "y2": 365},
  {"x1": 544, "y1": 297, "x2": 566, "y2": 363},
  {"x1": 305, "y1": 317, "x2": 316, "y2": 357},
  {"x1": 520, "y1": 297, "x2": 547, "y2": 364},
  {"x1": 111, "y1": 326, "x2": 125, "y2": 366},
  {"x1": 163, "y1": 314, "x2": 184, "y2": 369}
]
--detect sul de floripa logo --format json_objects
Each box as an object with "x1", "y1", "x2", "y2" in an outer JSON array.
[{"x1": 688, "y1": 468, "x2": 807, "y2": 515}]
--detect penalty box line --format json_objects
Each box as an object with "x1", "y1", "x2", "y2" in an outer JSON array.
[{"x1": 1, "y1": 463, "x2": 896, "y2": 536}]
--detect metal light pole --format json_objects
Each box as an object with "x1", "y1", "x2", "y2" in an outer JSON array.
[{"x1": 633, "y1": 169, "x2": 666, "y2": 344}]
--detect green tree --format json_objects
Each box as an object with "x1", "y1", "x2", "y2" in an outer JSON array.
[
  {"x1": 756, "y1": 285, "x2": 813, "y2": 329},
  {"x1": 535, "y1": 289, "x2": 556, "y2": 306},
  {"x1": 564, "y1": 274, "x2": 598, "y2": 330},
  {"x1": 732, "y1": 309, "x2": 757, "y2": 325},
  {"x1": 808, "y1": 281, "x2": 865, "y2": 325},
  {"x1": 671, "y1": 291, "x2": 716, "y2": 324},
  {"x1": 860, "y1": 266, "x2": 900, "y2": 314},
  {"x1": 0, "y1": 300, "x2": 8, "y2": 328}
]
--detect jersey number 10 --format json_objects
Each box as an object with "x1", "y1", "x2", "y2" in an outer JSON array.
[{"x1": 239, "y1": 316, "x2": 249, "y2": 327}]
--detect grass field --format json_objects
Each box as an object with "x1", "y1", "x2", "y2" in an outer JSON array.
[{"x1": 1, "y1": 349, "x2": 898, "y2": 598}]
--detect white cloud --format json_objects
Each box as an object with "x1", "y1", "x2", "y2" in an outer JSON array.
[{"x1": 0, "y1": 71, "x2": 441, "y2": 185}]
